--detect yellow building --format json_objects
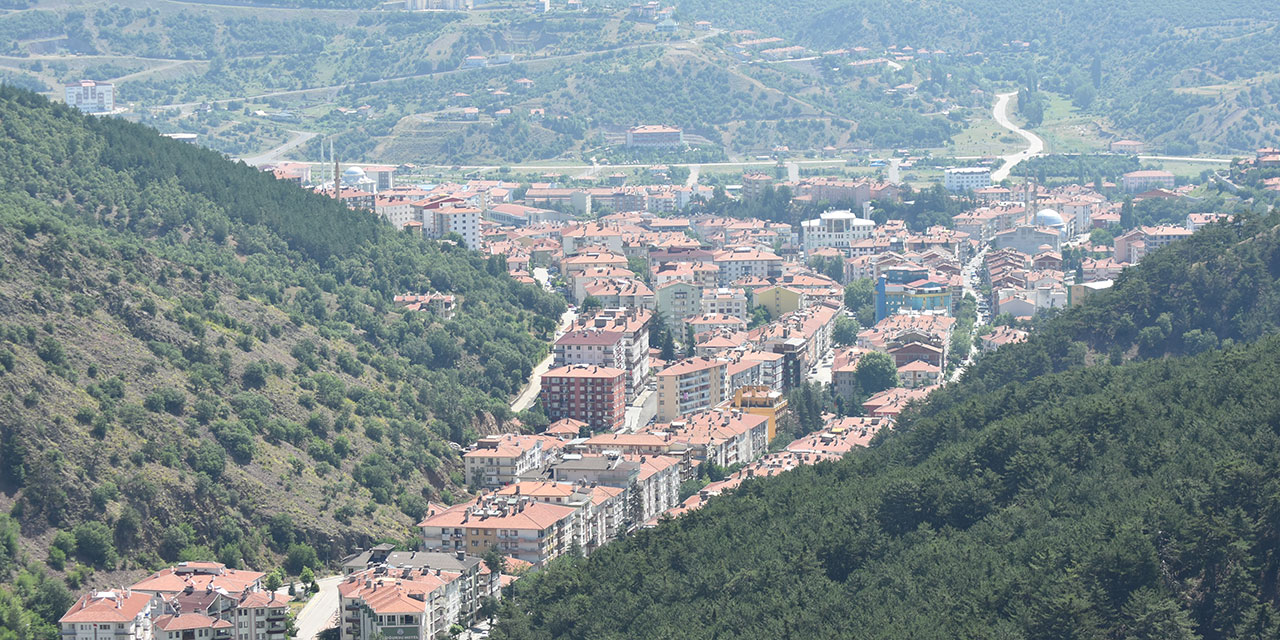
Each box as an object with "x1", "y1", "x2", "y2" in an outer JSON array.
[
  {"x1": 753, "y1": 285, "x2": 807, "y2": 319},
  {"x1": 725, "y1": 385, "x2": 788, "y2": 441}
]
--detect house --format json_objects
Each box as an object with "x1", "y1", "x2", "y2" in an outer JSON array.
[{"x1": 897, "y1": 360, "x2": 942, "y2": 388}]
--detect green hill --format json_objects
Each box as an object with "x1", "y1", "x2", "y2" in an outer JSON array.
[
  {"x1": 491, "y1": 213, "x2": 1280, "y2": 640},
  {"x1": 0, "y1": 86, "x2": 562, "y2": 633}
]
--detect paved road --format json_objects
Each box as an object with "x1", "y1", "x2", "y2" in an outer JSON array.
[
  {"x1": 240, "y1": 130, "x2": 319, "y2": 167},
  {"x1": 144, "y1": 40, "x2": 676, "y2": 113},
  {"x1": 510, "y1": 308, "x2": 575, "y2": 413},
  {"x1": 623, "y1": 387, "x2": 657, "y2": 432},
  {"x1": 685, "y1": 164, "x2": 700, "y2": 188},
  {"x1": 294, "y1": 575, "x2": 343, "y2": 640},
  {"x1": 991, "y1": 91, "x2": 1045, "y2": 182}
]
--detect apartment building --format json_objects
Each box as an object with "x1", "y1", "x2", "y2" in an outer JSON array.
[
  {"x1": 700, "y1": 288, "x2": 749, "y2": 319},
  {"x1": 943, "y1": 167, "x2": 991, "y2": 193},
  {"x1": 647, "y1": 410, "x2": 769, "y2": 468},
  {"x1": 337, "y1": 567, "x2": 463, "y2": 640},
  {"x1": 462, "y1": 434, "x2": 564, "y2": 489},
  {"x1": 553, "y1": 330, "x2": 626, "y2": 371},
  {"x1": 572, "y1": 308, "x2": 653, "y2": 400},
  {"x1": 419, "y1": 495, "x2": 577, "y2": 566},
  {"x1": 61, "y1": 590, "x2": 158, "y2": 640},
  {"x1": 801, "y1": 210, "x2": 876, "y2": 254},
  {"x1": 656, "y1": 358, "x2": 727, "y2": 421},
  {"x1": 540, "y1": 365, "x2": 627, "y2": 431},
  {"x1": 655, "y1": 280, "x2": 701, "y2": 328},
  {"x1": 495, "y1": 481, "x2": 627, "y2": 554},
  {"x1": 339, "y1": 546, "x2": 497, "y2": 624},
  {"x1": 712, "y1": 247, "x2": 783, "y2": 285}
]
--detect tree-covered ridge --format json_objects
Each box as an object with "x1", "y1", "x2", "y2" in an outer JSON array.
[
  {"x1": 673, "y1": 0, "x2": 1280, "y2": 152},
  {"x1": 0, "y1": 86, "x2": 562, "y2": 586},
  {"x1": 927, "y1": 213, "x2": 1280, "y2": 413},
  {"x1": 493, "y1": 306, "x2": 1280, "y2": 640}
]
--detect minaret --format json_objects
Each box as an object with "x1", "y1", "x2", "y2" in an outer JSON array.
[{"x1": 332, "y1": 139, "x2": 340, "y2": 200}]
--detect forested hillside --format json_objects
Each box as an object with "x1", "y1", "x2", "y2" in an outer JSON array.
[
  {"x1": 491, "y1": 213, "x2": 1280, "y2": 639},
  {"x1": 0, "y1": 86, "x2": 562, "y2": 625},
  {"x1": 674, "y1": 0, "x2": 1280, "y2": 152}
]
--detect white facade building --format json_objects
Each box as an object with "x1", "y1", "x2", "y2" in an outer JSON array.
[
  {"x1": 944, "y1": 167, "x2": 992, "y2": 193},
  {"x1": 65, "y1": 81, "x2": 114, "y2": 113},
  {"x1": 801, "y1": 209, "x2": 876, "y2": 254}
]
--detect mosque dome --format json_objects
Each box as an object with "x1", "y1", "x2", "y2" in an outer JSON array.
[
  {"x1": 343, "y1": 166, "x2": 367, "y2": 179},
  {"x1": 1035, "y1": 208, "x2": 1065, "y2": 228}
]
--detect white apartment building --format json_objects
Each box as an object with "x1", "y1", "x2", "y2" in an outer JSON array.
[
  {"x1": 700, "y1": 288, "x2": 749, "y2": 319},
  {"x1": 462, "y1": 435, "x2": 563, "y2": 488},
  {"x1": 65, "y1": 80, "x2": 114, "y2": 113},
  {"x1": 944, "y1": 167, "x2": 992, "y2": 193},
  {"x1": 61, "y1": 591, "x2": 157, "y2": 640},
  {"x1": 712, "y1": 247, "x2": 783, "y2": 285},
  {"x1": 801, "y1": 210, "x2": 876, "y2": 254}
]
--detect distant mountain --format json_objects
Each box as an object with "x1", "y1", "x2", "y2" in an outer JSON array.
[
  {"x1": 491, "y1": 213, "x2": 1280, "y2": 639},
  {"x1": 0, "y1": 86, "x2": 562, "y2": 622}
]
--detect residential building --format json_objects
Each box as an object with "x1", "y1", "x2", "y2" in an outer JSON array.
[
  {"x1": 462, "y1": 434, "x2": 564, "y2": 489},
  {"x1": 656, "y1": 358, "x2": 727, "y2": 421},
  {"x1": 801, "y1": 210, "x2": 876, "y2": 254},
  {"x1": 337, "y1": 567, "x2": 464, "y2": 640},
  {"x1": 573, "y1": 308, "x2": 653, "y2": 400},
  {"x1": 61, "y1": 590, "x2": 158, "y2": 640},
  {"x1": 712, "y1": 247, "x2": 783, "y2": 285},
  {"x1": 154, "y1": 614, "x2": 232, "y2": 640},
  {"x1": 553, "y1": 330, "x2": 625, "y2": 371},
  {"x1": 1121, "y1": 170, "x2": 1175, "y2": 193},
  {"x1": 540, "y1": 365, "x2": 627, "y2": 431},
  {"x1": 655, "y1": 280, "x2": 701, "y2": 327},
  {"x1": 726, "y1": 386, "x2": 787, "y2": 441},
  {"x1": 700, "y1": 288, "x2": 749, "y2": 319},
  {"x1": 65, "y1": 80, "x2": 114, "y2": 113},
  {"x1": 625, "y1": 125, "x2": 684, "y2": 148},
  {"x1": 431, "y1": 207, "x2": 482, "y2": 249},
  {"x1": 898, "y1": 360, "x2": 942, "y2": 388},
  {"x1": 419, "y1": 495, "x2": 577, "y2": 566},
  {"x1": 752, "y1": 285, "x2": 807, "y2": 319},
  {"x1": 339, "y1": 545, "x2": 497, "y2": 622},
  {"x1": 943, "y1": 167, "x2": 991, "y2": 193}
]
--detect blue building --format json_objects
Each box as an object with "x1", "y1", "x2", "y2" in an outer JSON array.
[{"x1": 875, "y1": 265, "x2": 952, "y2": 321}]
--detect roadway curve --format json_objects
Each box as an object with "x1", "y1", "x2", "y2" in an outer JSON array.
[{"x1": 991, "y1": 91, "x2": 1044, "y2": 181}]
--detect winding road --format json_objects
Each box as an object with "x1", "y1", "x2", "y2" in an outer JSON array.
[{"x1": 990, "y1": 91, "x2": 1045, "y2": 182}]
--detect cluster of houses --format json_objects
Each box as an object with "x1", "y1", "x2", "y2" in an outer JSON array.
[{"x1": 60, "y1": 563, "x2": 291, "y2": 640}]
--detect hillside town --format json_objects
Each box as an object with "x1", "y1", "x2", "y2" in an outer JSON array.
[{"x1": 56, "y1": 150, "x2": 1228, "y2": 640}]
